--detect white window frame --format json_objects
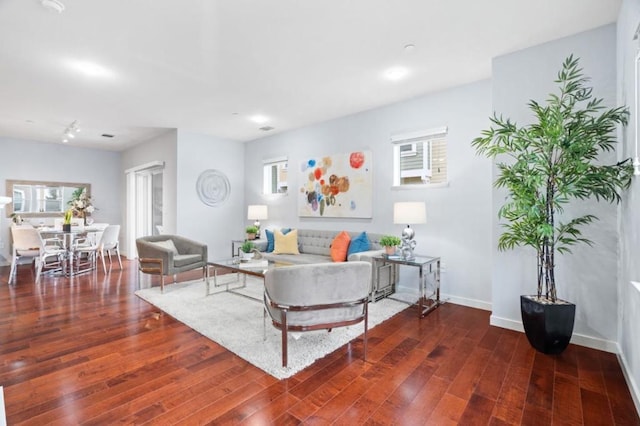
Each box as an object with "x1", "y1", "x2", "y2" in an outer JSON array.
[
  {"x1": 391, "y1": 126, "x2": 448, "y2": 188},
  {"x1": 263, "y1": 156, "x2": 288, "y2": 195}
]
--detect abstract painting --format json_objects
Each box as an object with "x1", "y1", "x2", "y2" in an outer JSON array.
[{"x1": 298, "y1": 150, "x2": 372, "y2": 218}]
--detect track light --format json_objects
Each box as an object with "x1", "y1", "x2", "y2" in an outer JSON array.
[{"x1": 62, "y1": 120, "x2": 80, "y2": 142}]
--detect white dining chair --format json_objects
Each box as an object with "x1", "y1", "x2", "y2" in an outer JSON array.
[
  {"x1": 74, "y1": 225, "x2": 122, "y2": 274},
  {"x1": 9, "y1": 227, "x2": 65, "y2": 283}
]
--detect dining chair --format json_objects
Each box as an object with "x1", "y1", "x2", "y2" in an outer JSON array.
[
  {"x1": 73, "y1": 224, "x2": 122, "y2": 274},
  {"x1": 98, "y1": 225, "x2": 122, "y2": 273},
  {"x1": 9, "y1": 226, "x2": 66, "y2": 283}
]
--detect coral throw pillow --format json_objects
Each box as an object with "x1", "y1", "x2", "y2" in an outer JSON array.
[
  {"x1": 347, "y1": 231, "x2": 370, "y2": 256},
  {"x1": 330, "y1": 231, "x2": 351, "y2": 262},
  {"x1": 273, "y1": 229, "x2": 300, "y2": 254}
]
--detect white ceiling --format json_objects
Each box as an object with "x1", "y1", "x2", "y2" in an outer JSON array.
[{"x1": 0, "y1": 0, "x2": 622, "y2": 151}]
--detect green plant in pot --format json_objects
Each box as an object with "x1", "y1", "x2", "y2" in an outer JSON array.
[
  {"x1": 472, "y1": 55, "x2": 633, "y2": 354},
  {"x1": 240, "y1": 240, "x2": 256, "y2": 260},
  {"x1": 380, "y1": 235, "x2": 401, "y2": 255},
  {"x1": 245, "y1": 226, "x2": 259, "y2": 240}
]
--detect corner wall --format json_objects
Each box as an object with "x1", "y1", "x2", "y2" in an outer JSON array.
[
  {"x1": 244, "y1": 80, "x2": 493, "y2": 309},
  {"x1": 176, "y1": 130, "x2": 245, "y2": 260},
  {"x1": 490, "y1": 24, "x2": 622, "y2": 350}
]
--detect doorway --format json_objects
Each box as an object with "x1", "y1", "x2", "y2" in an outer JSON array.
[{"x1": 125, "y1": 161, "x2": 164, "y2": 259}]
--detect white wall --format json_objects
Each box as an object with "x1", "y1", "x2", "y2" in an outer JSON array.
[
  {"x1": 121, "y1": 129, "x2": 177, "y2": 256},
  {"x1": 490, "y1": 25, "x2": 623, "y2": 350},
  {"x1": 0, "y1": 137, "x2": 121, "y2": 260},
  {"x1": 617, "y1": 0, "x2": 640, "y2": 410},
  {"x1": 244, "y1": 80, "x2": 493, "y2": 309},
  {"x1": 176, "y1": 130, "x2": 245, "y2": 260}
]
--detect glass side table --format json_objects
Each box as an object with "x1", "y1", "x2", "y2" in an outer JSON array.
[{"x1": 373, "y1": 254, "x2": 441, "y2": 318}]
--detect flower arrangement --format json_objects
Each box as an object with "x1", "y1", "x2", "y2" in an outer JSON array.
[{"x1": 68, "y1": 188, "x2": 95, "y2": 222}]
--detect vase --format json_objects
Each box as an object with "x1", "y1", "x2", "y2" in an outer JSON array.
[
  {"x1": 62, "y1": 224, "x2": 71, "y2": 233},
  {"x1": 384, "y1": 246, "x2": 396, "y2": 256}
]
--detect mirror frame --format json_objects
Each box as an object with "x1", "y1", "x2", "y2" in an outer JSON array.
[{"x1": 5, "y1": 179, "x2": 91, "y2": 218}]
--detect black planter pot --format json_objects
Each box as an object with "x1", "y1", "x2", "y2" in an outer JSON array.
[
  {"x1": 520, "y1": 295, "x2": 576, "y2": 355},
  {"x1": 62, "y1": 224, "x2": 71, "y2": 233}
]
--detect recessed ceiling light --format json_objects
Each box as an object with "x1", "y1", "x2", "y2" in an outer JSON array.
[
  {"x1": 384, "y1": 66, "x2": 409, "y2": 82},
  {"x1": 249, "y1": 115, "x2": 269, "y2": 124},
  {"x1": 66, "y1": 60, "x2": 114, "y2": 79},
  {"x1": 404, "y1": 44, "x2": 416, "y2": 52}
]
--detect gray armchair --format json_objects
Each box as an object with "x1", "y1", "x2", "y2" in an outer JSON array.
[
  {"x1": 264, "y1": 261, "x2": 371, "y2": 367},
  {"x1": 136, "y1": 234, "x2": 208, "y2": 292}
]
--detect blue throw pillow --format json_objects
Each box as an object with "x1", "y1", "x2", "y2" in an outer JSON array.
[
  {"x1": 347, "y1": 231, "x2": 370, "y2": 256},
  {"x1": 265, "y1": 229, "x2": 275, "y2": 252},
  {"x1": 281, "y1": 228, "x2": 292, "y2": 234}
]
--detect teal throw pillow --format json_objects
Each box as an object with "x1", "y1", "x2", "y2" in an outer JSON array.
[
  {"x1": 347, "y1": 232, "x2": 370, "y2": 256},
  {"x1": 265, "y1": 229, "x2": 275, "y2": 252}
]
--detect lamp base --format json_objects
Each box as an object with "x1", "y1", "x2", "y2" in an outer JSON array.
[{"x1": 399, "y1": 225, "x2": 417, "y2": 259}]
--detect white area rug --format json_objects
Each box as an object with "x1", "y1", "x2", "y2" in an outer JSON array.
[{"x1": 135, "y1": 275, "x2": 408, "y2": 379}]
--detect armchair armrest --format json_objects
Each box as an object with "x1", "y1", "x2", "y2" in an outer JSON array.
[
  {"x1": 136, "y1": 239, "x2": 174, "y2": 275},
  {"x1": 347, "y1": 249, "x2": 385, "y2": 262}
]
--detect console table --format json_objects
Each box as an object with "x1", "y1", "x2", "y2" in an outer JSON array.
[{"x1": 373, "y1": 254, "x2": 441, "y2": 317}]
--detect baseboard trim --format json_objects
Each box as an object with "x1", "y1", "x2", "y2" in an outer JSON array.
[
  {"x1": 489, "y1": 315, "x2": 618, "y2": 353},
  {"x1": 441, "y1": 293, "x2": 491, "y2": 311},
  {"x1": 617, "y1": 347, "x2": 640, "y2": 416}
]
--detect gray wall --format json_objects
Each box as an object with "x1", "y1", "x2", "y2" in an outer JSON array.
[
  {"x1": 490, "y1": 25, "x2": 623, "y2": 350},
  {"x1": 244, "y1": 80, "x2": 494, "y2": 309},
  {"x1": 176, "y1": 130, "x2": 245, "y2": 260},
  {"x1": 0, "y1": 137, "x2": 121, "y2": 259},
  {"x1": 617, "y1": 0, "x2": 640, "y2": 409}
]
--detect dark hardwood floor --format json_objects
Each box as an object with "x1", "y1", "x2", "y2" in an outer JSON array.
[{"x1": 0, "y1": 259, "x2": 638, "y2": 425}]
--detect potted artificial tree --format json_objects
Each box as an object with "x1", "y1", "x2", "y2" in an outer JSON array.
[{"x1": 472, "y1": 55, "x2": 633, "y2": 354}]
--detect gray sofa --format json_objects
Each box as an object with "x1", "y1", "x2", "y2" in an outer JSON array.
[{"x1": 256, "y1": 229, "x2": 398, "y2": 300}]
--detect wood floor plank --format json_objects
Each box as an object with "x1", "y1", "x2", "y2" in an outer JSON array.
[{"x1": 0, "y1": 260, "x2": 637, "y2": 425}]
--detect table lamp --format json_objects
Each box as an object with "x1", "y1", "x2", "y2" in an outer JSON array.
[
  {"x1": 393, "y1": 201, "x2": 426, "y2": 260},
  {"x1": 247, "y1": 204, "x2": 268, "y2": 238}
]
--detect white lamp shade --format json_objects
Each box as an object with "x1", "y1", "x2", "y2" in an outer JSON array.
[
  {"x1": 0, "y1": 196, "x2": 12, "y2": 209},
  {"x1": 247, "y1": 204, "x2": 268, "y2": 220},
  {"x1": 393, "y1": 201, "x2": 426, "y2": 224}
]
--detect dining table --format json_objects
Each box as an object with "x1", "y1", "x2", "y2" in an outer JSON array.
[{"x1": 38, "y1": 224, "x2": 109, "y2": 276}]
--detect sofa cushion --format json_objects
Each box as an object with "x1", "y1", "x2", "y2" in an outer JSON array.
[
  {"x1": 173, "y1": 254, "x2": 202, "y2": 267},
  {"x1": 273, "y1": 229, "x2": 300, "y2": 254},
  {"x1": 348, "y1": 231, "x2": 370, "y2": 256},
  {"x1": 330, "y1": 231, "x2": 351, "y2": 262}
]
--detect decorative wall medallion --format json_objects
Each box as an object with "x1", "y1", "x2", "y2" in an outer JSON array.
[{"x1": 196, "y1": 169, "x2": 230, "y2": 206}]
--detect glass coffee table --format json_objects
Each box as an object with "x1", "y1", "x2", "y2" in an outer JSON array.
[{"x1": 206, "y1": 257, "x2": 293, "y2": 299}]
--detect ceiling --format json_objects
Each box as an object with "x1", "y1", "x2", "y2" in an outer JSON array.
[{"x1": 0, "y1": 0, "x2": 622, "y2": 151}]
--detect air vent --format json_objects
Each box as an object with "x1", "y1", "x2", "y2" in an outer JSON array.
[
  {"x1": 101, "y1": 134, "x2": 115, "y2": 138},
  {"x1": 259, "y1": 126, "x2": 275, "y2": 132}
]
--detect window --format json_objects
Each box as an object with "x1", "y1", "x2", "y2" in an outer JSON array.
[
  {"x1": 392, "y1": 126, "x2": 448, "y2": 186},
  {"x1": 263, "y1": 157, "x2": 288, "y2": 194}
]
